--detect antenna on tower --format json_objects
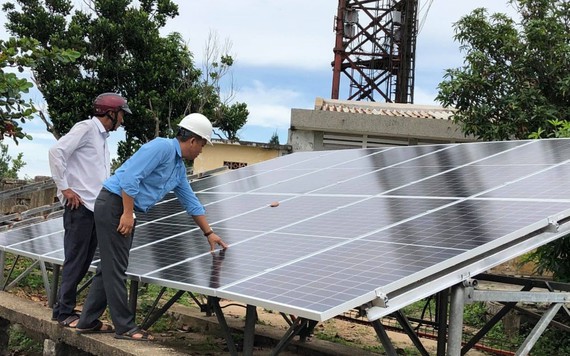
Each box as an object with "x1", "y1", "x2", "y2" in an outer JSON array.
[{"x1": 331, "y1": 0, "x2": 419, "y2": 103}]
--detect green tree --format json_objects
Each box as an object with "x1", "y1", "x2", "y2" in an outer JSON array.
[
  {"x1": 200, "y1": 31, "x2": 249, "y2": 141},
  {"x1": 2, "y1": 0, "x2": 248, "y2": 161},
  {"x1": 436, "y1": 0, "x2": 570, "y2": 140},
  {"x1": 526, "y1": 120, "x2": 570, "y2": 282},
  {"x1": 437, "y1": 0, "x2": 570, "y2": 281},
  {"x1": 0, "y1": 37, "x2": 79, "y2": 144},
  {"x1": 268, "y1": 131, "x2": 280, "y2": 146},
  {"x1": 0, "y1": 142, "x2": 25, "y2": 179}
]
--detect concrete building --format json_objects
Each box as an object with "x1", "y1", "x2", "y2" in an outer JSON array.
[
  {"x1": 289, "y1": 97, "x2": 476, "y2": 152},
  {"x1": 192, "y1": 139, "x2": 291, "y2": 173}
]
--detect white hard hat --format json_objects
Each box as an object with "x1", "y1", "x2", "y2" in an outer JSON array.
[{"x1": 177, "y1": 113, "x2": 213, "y2": 145}]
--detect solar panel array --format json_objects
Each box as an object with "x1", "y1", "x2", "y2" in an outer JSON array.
[{"x1": 3, "y1": 139, "x2": 570, "y2": 322}]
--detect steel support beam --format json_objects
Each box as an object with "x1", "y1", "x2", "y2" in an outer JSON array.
[
  {"x1": 516, "y1": 303, "x2": 562, "y2": 356},
  {"x1": 447, "y1": 284, "x2": 465, "y2": 356}
]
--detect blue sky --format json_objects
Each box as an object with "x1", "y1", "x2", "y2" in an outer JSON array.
[{"x1": 2, "y1": 0, "x2": 519, "y2": 178}]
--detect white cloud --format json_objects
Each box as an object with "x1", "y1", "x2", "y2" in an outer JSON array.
[
  {"x1": 413, "y1": 87, "x2": 438, "y2": 106},
  {"x1": 163, "y1": 0, "x2": 335, "y2": 70},
  {"x1": 235, "y1": 80, "x2": 310, "y2": 128},
  {"x1": 2, "y1": 0, "x2": 524, "y2": 178}
]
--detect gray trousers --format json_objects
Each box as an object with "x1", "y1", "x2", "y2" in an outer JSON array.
[{"x1": 76, "y1": 188, "x2": 137, "y2": 334}]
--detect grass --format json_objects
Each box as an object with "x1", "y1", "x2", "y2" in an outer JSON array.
[{"x1": 8, "y1": 326, "x2": 42, "y2": 355}]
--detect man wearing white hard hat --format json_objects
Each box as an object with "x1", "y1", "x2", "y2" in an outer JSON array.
[{"x1": 75, "y1": 113, "x2": 227, "y2": 341}]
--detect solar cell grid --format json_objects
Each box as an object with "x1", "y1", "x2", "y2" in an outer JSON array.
[
  {"x1": 2, "y1": 138, "x2": 570, "y2": 324},
  {"x1": 254, "y1": 167, "x2": 375, "y2": 194},
  {"x1": 213, "y1": 195, "x2": 360, "y2": 231},
  {"x1": 397, "y1": 140, "x2": 528, "y2": 168},
  {"x1": 129, "y1": 222, "x2": 194, "y2": 248},
  {"x1": 339, "y1": 144, "x2": 447, "y2": 168},
  {"x1": 314, "y1": 166, "x2": 444, "y2": 195},
  {"x1": 220, "y1": 241, "x2": 465, "y2": 319},
  {"x1": 199, "y1": 194, "x2": 287, "y2": 222},
  {"x1": 0, "y1": 219, "x2": 62, "y2": 248},
  {"x1": 143, "y1": 233, "x2": 338, "y2": 289},
  {"x1": 361, "y1": 199, "x2": 570, "y2": 250},
  {"x1": 480, "y1": 162, "x2": 570, "y2": 200},
  {"x1": 475, "y1": 138, "x2": 570, "y2": 165},
  {"x1": 278, "y1": 197, "x2": 455, "y2": 238},
  {"x1": 281, "y1": 148, "x2": 387, "y2": 170},
  {"x1": 128, "y1": 228, "x2": 261, "y2": 276},
  {"x1": 388, "y1": 165, "x2": 545, "y2": 198},
  {"x1": 205, "y1": 169, "x2": 314, "y2": 193},
  {"x1": 5, "y1": 232, "x2": 64, "y2": 258}
]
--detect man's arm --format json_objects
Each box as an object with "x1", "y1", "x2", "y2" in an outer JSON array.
[
  {"x1": 48, "y1": 122, "x2": 88, "y2": 209},
  {"x1": 192, "y1": 215, "x2": 228, "y2": 252}
]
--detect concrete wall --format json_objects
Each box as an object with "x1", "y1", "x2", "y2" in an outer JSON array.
[
  {"x1": 0, "y1": 178, "x2": 58, "y2": 215},
  {"x1": 289, "y1": 108, "x2": 475, "y2": 151},
  {"x1": 193, "y1": 141, "x2": 291, "y2": 173}
]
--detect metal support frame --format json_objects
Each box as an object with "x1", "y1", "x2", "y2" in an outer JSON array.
[
  {"x1": 447, "y1": 284, "x2": 465, "y2": 356},
  {"x1": 38, "y1": 261, "x2": 51, "y2": 303},
  {"x1": 49, "y1": 264, "x2": 60, "y2": 308},
  {"x1": 372, "y1": 319, "x2": 398, "y2": 355},
  {"x1": 393, "y1": 310, "x2": 429, "y2": 356},
  {"x1": 279, "y1": 312, "x2": 293, "y2": 326},
  {"x1": 436, "y1": 289, "x2": 449, "y2": 355},
  {"x1": 128, "y1": 280, "x2": 139, "y2": 314},
  {"x1": 461, "y1": 284, "x2": 532, "y2": 354},
  {"x1": 1, "y1": 256, "x2": 49, "y2": 293},
  {"x1": 0, "y1": 251, "x2": 5, "y2": 287},
  {"x1": 210, "y1": 297, "x2": 239, "y2": 356},
  {"x1": 516, "y1": 303, "x2": 563, "y2": 356},
  {"x1": 141, "y1": 288, "x2": 186, "y2": 330},
  {"x1": 271, "y1": 316, "x2": 310, "y2": 356},
  {"x1": 243, "y1": 305, "x2": 257, "y2": 356}
]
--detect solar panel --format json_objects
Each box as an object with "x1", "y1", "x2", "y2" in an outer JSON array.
[{"x1": 2, "y1": 138, "x2": 570, "y2": 323}]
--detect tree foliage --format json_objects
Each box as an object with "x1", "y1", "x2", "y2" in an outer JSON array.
[
  {"x1": 268, "y1": 130, "x2": 280, "y2": 146},
  {"x1": 199, "y1": 31, "x2": 248, "y2": 141},
  {"x1": 2, "y1": 0, "x2": 248, "y2": 161},
  {"x1": 0, "y1": 37, "x2": 79, "y2": 144},
  {"x1": 436, "y1": 0, "x2": 570, "y2": 140},
  {"x1": 0, "y1": 142, "x2": 25, "y2": 179},
  {"x1": 525, "y1": 121, "x2": 570, "y2": 282},
  {"x1": 438, "y1": 1, "x2": 570, "y2": 281}
]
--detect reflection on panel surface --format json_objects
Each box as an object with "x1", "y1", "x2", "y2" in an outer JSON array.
[
  {"x1": 214, "y1": 196, "x2": 361, "y2": 231},
  {"x1": 362, "y1": 199, "x2": 570, "y2": 249},
  {"x1": 6, "y1": 233, "x2": 64, "y2": 257},
  {"x1": 397, "y1": 140, "x2": 527, "y2": 167},
  {"x1": 128, "y1": 228, "x2": 260, "y2": 275},
  {"x1": 479, "y1": 163, "x2": 570, "y2": 200},
  {"x1": 3, "y1": 139, "x2": 570, "y2": 322},
  {"x1": 144, "y1": 233, "x2": 339, "y2": 288},
  {"x1": 221, "y1": 241, "x2": 464, "y2": 313},
  {"x1": 389, "y1": 165, "x2": 544, "y2": 197},
  {"x1": 0, "y1": 219, "x2": 62, "y2": 248},
  {"x1": 278, "y1": 197, "x2": 454, "y2": 238}
]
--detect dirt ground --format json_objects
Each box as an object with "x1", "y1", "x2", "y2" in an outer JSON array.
[{"x1": 162, "y1": 301, "x2": 490, "y2": 356}]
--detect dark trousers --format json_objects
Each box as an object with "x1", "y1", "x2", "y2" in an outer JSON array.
[
  {"x1": 53, "y1": 204, "x2": 97, "y2": 322},
  {"x1": 76, "y1": 189, "x2": 137, "y2": 334}
]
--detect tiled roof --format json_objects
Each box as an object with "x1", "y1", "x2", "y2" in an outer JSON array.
[{"x1": 314, "y1": 97, "x2": 456, "y2": 120}]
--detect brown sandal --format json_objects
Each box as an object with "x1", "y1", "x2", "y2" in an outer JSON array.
[
  {"x1": 76, "y1": 320, "x2": 114, "y2": 334},
  {"x1": 58, "y1": 314, "x2": 80, "y2": 328},
  {"x1": 114, "y1": 327, "x2": 154, "y2": 341}
]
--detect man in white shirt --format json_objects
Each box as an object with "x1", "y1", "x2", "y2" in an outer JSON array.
[{"x1": 49, "y1": 93, "x2": 131, "y2": 329}]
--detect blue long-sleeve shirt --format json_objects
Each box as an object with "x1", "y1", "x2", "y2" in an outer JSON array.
[{"x1": 103, "y1": 137, "x2": 205, "y2": 216}]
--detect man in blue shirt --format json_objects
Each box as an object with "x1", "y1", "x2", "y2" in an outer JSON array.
[{"x1": 75, "y1": 113, "x2": 228, "y2": 340}]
